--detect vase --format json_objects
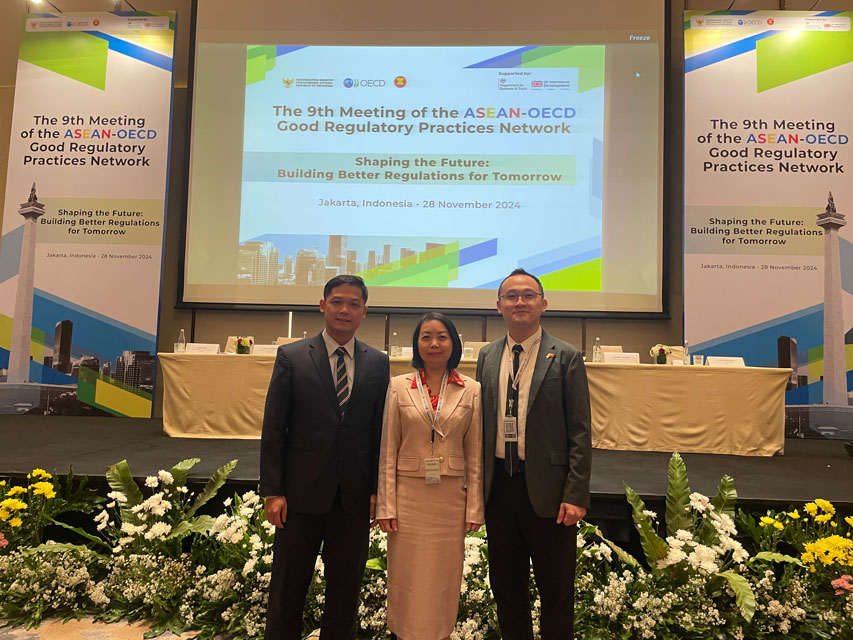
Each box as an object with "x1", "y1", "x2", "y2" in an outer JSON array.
[
  {"x1": 655, "y1": 354, "x2": 667, "y2": 365},
  {"x1": 236, "y1": 344, "x2": 250, "y2": 354}
]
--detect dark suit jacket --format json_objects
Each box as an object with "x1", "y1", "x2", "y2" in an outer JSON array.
[
  {"x1": 476, "y1": 330, "x2": 592, "y2": 517},
  {"x1": 260, "y1": 333, "x2": 390, "y2": 515}
]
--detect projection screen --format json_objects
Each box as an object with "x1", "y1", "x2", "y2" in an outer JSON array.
[{"x1": 182, "y1": 0, "x2": 665, "y2": 312}]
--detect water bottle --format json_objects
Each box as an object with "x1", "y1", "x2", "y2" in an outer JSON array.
[
  {"x1": 176, "y1": 329, "x2": 186, "y2": 353},
  {"x1": 302, "y1": 330, "x2": 308, "y2": 340},
  {"x1": 390, "y1": 332, "x2": 400, "y2": 357},
  {"x1": 683, "y1": 339, "x2": 690, "y2": 365},
  {"x1": 592, "y1": 337, "x2": 602, "y2": 363}
]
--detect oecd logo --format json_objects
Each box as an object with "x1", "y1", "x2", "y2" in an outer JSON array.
[
  {"x1": 737, "y1": 19, "x2": 744, "y2": 25},
  {"x1": 343, "y1": 78, "x2": 355, "y2": 88}
]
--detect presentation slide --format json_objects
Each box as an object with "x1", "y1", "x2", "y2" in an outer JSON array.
[{"x1": 183, "y1": 1, "x2": 664, "y2": 313}]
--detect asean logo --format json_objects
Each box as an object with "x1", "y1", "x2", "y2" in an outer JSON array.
[
  {"x1": 93, "y1": 19, "x2": 100, "y2": 26},
  {"x1": 394, "y1": 76, "x2": 406, "y2": 88},
  {"x1": 343, "y1": 78, "x2": 355, "y2": 88},
  {"x1": 767, "y1": 18, "x2": 775, "y2": 25}
]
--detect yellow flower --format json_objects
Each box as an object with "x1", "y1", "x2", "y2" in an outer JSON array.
[
  {"x1": 815, "y1": 499, "x2": 835, "y2": 515},
  {"x1": 0, "y1": 498, "x2": 27, "y2": 512},
  {"x1": 6, "y1": 486, "x2": 26, "y2": 497},
  {"x1": 802, "y1": 551, "x2": 815, "y2": 563},
  {"x1": 30, "y1": 468, "x2": 52, "y2": 480},
  {"x1": 802, "y1": 535, "x2": 853, "y2": 568},
  {"x1": 831, "y1": 522, "x2": 837, "y2": 528},
  {"x1": 0, "y1": 480, "x2": 5, "y2": 486},
  {"x1": 759, "y1": 516, "x2": 776, "y2": 528},
  {"x1": 9, "y1": 517, "x2": 22, "y2": 527},
  {"x1": 786, "y1": 510, "x2": 801, "y2": 520},
  {"x1": 774, "y1": 521, "x2": 784, "y2": 530},
  {"x1": 815, "y1": 513, "x2": 833, "y2": 524},
  {"x1": 31, "y1": 482, "x2": 55, "y2": 499},
  {"x1": 0, "y1": 509, "x2": 9, "y2": 521},
  {"x1": 845, "y1": 516, "x2": 853, "y2": 528},
  {"x1": 804, "y1": 502, "x2": 818, "y2": 516}
]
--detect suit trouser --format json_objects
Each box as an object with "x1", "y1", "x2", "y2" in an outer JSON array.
[
  {"x1": 265, "y1": 489, "x2": 369, "y2": 640},
  {"x1": 485, "y1": 462, "x2": 577, "y2": 640}
]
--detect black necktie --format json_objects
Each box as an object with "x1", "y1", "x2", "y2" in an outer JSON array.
[
  {"x1": 335, "y1": 347, "x2": 349, "y2": 418},
  {"x1": 505, "y1": 344, "x2": 522, "y2": 476}
]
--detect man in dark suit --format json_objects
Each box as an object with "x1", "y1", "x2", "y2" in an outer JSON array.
[
  {"x1": 260, "y1": 274, "x2": 390, "y2": 640},
  {"x1": 475, "y1": 268, "x2": 591, "y2": 640}
]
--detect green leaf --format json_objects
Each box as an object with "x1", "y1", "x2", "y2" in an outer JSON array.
[
  {"x1": 594, "y1": 529, "x2": 640, "y2": 568},
  {"x1": 47, "y1": 516, "x2": 112, "y2": 551},
  {"x1": 19, "y1": 542, "x2": 101, "y2": 558},
  {"x1": 665, "y1": 452, "x2": 692, "y2": 537},
  {"x1": 169, "y1": 458, "x2": 201, "y2": 489},
  {"x1": 365, "y1": 557, "x2": 387, "y2": 571},
  {"x1": 105, "y1": 460, "x2": 144, "y2": 524},
  {"x1": 711, "y1": 475, "x2": 737, "y2": 519},
  {"x1": 187, "y1": 459, "x2": 238, "y2": 517},
  {"x1": 750, "y1": 551, "x2": 804, "y2": 567},
  {"x1": 166, "y1": 515, "x2": 215, "y2": 541},
  {"x1": 717, "y1": 570, "x2": 756, "y2": 622},
  {"x1": 625, "y1": 483, "x2": 669, "y2": 567}
]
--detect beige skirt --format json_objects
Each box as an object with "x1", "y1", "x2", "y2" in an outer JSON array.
[{"x1": 386, "y1": 475, "x2": 467, "y2": 640}]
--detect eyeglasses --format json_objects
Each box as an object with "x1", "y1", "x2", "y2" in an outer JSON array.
[{"x1": 499, "y1": 290, "x2": 542, "y2": 303}]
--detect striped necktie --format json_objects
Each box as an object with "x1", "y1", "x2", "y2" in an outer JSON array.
[{"x1": 335, "y1": 346, "x2": 349, "y2": 417}]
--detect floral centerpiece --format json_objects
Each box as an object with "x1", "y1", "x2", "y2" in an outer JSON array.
[
  {"x1": 650, "y1": 343, "x2": 670, "y2": 364},
  {"x1": 236, "y1": 337, "x2": 253, "y2": 354}
]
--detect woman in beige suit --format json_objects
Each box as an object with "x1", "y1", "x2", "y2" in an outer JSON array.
[{"x1": 377, "y1": 311, "x2": 484, "y2": 640}]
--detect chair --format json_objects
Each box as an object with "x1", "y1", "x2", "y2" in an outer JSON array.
[
  {"x1": 463, "y1": 341, "x2": 490, "y2": 359},
  {"x1": 601, "y1": 345, "x2": 623, "y2": 353},
  {"x1": 275, "y1": 337, "x2": 301, "y2": 345}
]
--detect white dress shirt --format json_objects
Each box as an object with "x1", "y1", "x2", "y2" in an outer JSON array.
[
  {"x1": 322, "y1": 330, "x2": 355, "y2": 389},
  {"x1": 495, "y1": 326, "x2": 542, "y2": 461}
]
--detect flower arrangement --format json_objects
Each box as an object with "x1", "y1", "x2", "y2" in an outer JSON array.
[
  {"x1": 236, "y1": 337, "x2": 254, "y2": 354},
  {"x1": 1, "y1": 456, "x2": 851, "y2": 639},
  {"x1": 650, "y1": 344, "x2": 671, "y2": 364}
]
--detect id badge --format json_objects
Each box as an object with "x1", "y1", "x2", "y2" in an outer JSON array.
[
  {"x1": 503, "y1": 416, "x2": 518, "y2": 441},
  {"x1": 424, "y1": 457, "x2": 441, "y2": 484}
]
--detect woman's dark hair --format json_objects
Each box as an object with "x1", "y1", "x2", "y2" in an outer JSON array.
[{"x1": 410, "y1": 312, "x2": 462, "y2": 371}]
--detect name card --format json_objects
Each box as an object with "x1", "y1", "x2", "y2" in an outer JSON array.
[
  {"x1": 184, "y1": 343, "x2": 220, "y2": 354},
  {"x1": 401, "y1": 346, "x2": 414, "y2": 358},
  {"x1": 252, "y1": 344, "x2": 279, "y2": 356},
  {"x1": 705, "y1": 356, "x2": 746, "y2": 368},
  {"x1": 603, "y1": 351, "x2": 640, "y2": 364}
]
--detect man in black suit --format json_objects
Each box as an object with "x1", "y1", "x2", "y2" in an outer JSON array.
[
  {"x1": 260, "y1": 275, "x2": 390, "y2": 640},
  {"x1": 475, "y1": 268, "x2": 591, "y2": 640}
]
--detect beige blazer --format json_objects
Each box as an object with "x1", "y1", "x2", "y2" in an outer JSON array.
[{"x1": 376, "y1": 370, "x2": 484, "y2": 524}]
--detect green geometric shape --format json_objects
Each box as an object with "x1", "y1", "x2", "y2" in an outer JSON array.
[
  {"x1": 246, "y1": 45, "x2": 276, "y2": 85},
  {"x1": 18, "y1": 31, "x2": 108, "y2": 90},
  {"x1": 521, "y1": 45, "x2": 605, "y2": 93},
  {"x1": 77, "y1": 367, "x2": 152, "y2": 417},
  {"x1": 358, "y1": 242, "x2": 460, "y2": 287},
  {"x1": 538, "y1": 257, "x2": 601, "y2": 291},
  {"x1": 756, "y1": 26, "x2": 853, "y2": 92}
]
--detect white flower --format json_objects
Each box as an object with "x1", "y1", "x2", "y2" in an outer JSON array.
[
  {"x1": 686, "y1": 543, "x2": 719, "y2": 574},
  {"x1": 145, "y1": 476, "x2": 158, "y2": 488},
  {"x1": 689, "y1": 492, "x2": 711, "y2": 513},
  {"x1": 643, "y1": 509, "x2": 658, "y2": 520},
  {"x1": 657, "y1": 547, "x2": 687, "y2": 569},
  {"x1": 241, "y1": 490, "x2": 259, "y2": 506},
  {"x1": 577, "y1": 533, "x2": 586, "y2": 548},
  {"x1": 262, "y1": 554, "x2": 273, "y2": 564},
  {"x1": 157, "y1": 470, "x2": 174, "y2": 485},
  {"x1": 94, "y1": 510, "x2": 109, "y2": 524},
  {"x1": 223, "y1": 497, "x2": 232, "y2": 507},
  {"x1": 243, "y1": 558, "x2": 257, "y2": 575},
  {"x1": 675, "y1": 529, "x2": 694, "y2": 542},
  {"x1": 119, "y1": 536, "x2": 133, "y2": 545},
  {"x1": 144, "y1": 521, "x2": 173, "y2": 540},
  {"x1": 107, "y1": 491, "x2": 127, "y2": 503},
  {"x1": 240, "y1": 506, "x2": 254, "y2": 517},
  {"x1": 106, "y1": 501, "x2": 116, "y2": 508},
  {"x1": 262, "y1": 520, "x2": 276, "y2": 534},
  {"x1": 177, "y1": 486, "x2": 188, "y2": 493}
]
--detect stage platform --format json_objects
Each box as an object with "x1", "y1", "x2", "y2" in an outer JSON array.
[{"x1": 1, "y1": 415, "x2": 850, "y2": 508}]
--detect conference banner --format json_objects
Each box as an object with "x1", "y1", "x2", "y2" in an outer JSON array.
[
  {"x1": 0, "y1": 12, "x2": 176, "y2": 416},
  {"x1": 684, "y1": 10, "x2": 853, "y2": 437}
]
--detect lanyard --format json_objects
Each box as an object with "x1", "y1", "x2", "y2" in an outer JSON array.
[
  {"x1": 414, "y1": 369, "x2": 448, "y2": 453},
  {"x1": 506, "y1": 336, "x2": 541, "y2": 393}
]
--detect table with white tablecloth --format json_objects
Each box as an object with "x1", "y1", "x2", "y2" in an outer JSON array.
[{"x1": 158, "y1": 353, "x2": 788, "y2": 456}]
